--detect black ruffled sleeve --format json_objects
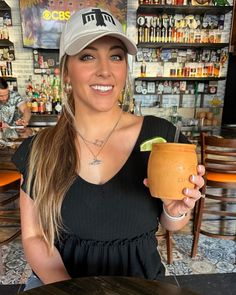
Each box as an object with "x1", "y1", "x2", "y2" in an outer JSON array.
[{"x1": 11, "y1": 135, "x2": 35, "y2": 194}]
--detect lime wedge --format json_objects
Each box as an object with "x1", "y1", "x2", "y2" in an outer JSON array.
[{"x1": 140, "y1": 137, "x2": 167, "y2": 152}]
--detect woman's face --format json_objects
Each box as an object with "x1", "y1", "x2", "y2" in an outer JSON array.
[{"x1": 65, "y1": 36, "x2": 127, "y2": 113}]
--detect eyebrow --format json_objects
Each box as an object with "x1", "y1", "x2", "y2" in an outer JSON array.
[{"x1": 84, "y1": 45, "x2": 126, "y2": 52}]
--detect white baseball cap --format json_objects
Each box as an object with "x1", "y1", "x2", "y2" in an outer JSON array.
[{"x1": 59, "y1": 7, "x2": 137, "y2": 62}]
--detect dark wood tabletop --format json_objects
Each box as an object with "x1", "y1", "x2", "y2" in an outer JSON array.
[
  {"x1": 0, "y1": 127, "x2": 36, "y2": 170},
  {"x1": 18, "y1": 276, "x2": 199, "y2": 295}
]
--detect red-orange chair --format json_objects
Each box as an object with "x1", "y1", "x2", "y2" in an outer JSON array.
[
  {"x1": 0, "y1": 170, "x2": 21, "y2": 275},
  {"x1": 191, "y1": 133, "x2": 236, "y2": 257}
]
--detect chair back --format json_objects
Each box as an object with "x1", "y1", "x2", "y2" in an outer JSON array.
[{"x1": 201, "y1": 132, "x2": 236, "y2": 174}]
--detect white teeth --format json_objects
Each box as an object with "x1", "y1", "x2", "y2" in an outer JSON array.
[{"x1": 92, "y1": 85, "x2": 112, "y2": 92}]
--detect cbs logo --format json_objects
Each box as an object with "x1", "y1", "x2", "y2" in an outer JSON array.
[{"x1": 43, "y1": 10, "x2": 71, "y2": 21}]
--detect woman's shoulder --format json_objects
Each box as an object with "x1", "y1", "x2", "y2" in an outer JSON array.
[
  {"x1": 11, "y1": 135, "x2": 36, "y2": 173},
  {"x1": 143, "y1": 115, "x2": 172, "y2": 126},
  {"x1": 16, "y1": 135, "x2": 36, "y2": 153},
  {"x1": 139, "y1": 115, "x2": 176, "y2": 143}
]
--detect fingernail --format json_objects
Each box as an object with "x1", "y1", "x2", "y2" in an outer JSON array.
[
  {"x1": 184, "y1": 188, "x2": 189, "y2": 195},
  {"x1": 199, "y1": 165, "x2": 204, "y2": 172},
  {"x1": 191, "y1": 175, "x2": 195, "y2": 182}
]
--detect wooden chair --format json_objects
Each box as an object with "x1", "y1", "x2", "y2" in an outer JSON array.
[
  {"x1": 165, "y1": 230, "x2": 173, "y2": 264},
  {"x1": 156, "y1": 229, "x2": 173, "y2": 265},
  {"x1": 0, "y1": 170, "x2": 21, "y2": 275},
  {"x1": 191, "y1": 133, "x2": 236, "y2": 257}
]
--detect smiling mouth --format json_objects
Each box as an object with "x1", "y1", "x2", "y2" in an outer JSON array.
[{"x1": 91, "y1": 85, "x2": 113, "y2": 93}]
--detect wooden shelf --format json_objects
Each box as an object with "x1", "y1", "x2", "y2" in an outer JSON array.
[
  {"x1": 137, "y1": 42, "x2": 229, "y2": 49},
  {"x1": 181, "y1": 126, "x2": 220, "y2": 132},
  {"x1": 137, "y1": 5, "x2": 233, "y2": 15},
  {"x1": 2, "y1": 76, "x2": 17, "y2": 81},
  {"x1": 0, "y1": 1, "x2": 11, "y2": 11},
  {"x1": 0, "y1": 1, "x2": 12, "y2": 26},
  {"x1": 0, "y1": 39, "x2": 14, "y2": 47},
  {"x1": 135, "y1": 77, "x2": 226, "y2": 81}
]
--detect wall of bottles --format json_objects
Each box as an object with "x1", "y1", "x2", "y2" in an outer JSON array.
[
  {"x1": 25, "y1": 74, "x2": 62, "y2": 115},
  {"x1": 136, "y1": 47, "x2": 228, "y2": 78},
  {"x1": 137, "y1": 13, "x2": 225, "y2": 44},
  {"x1": 0, "y1": 7, "x2": 14, "y2": 78}
]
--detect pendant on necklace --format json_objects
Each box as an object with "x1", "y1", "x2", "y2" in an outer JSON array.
[
  {"x1": 89, "y1": 158, "x2": 102, "y2": 165},
  {"x1": 93, "y1": 139, "x2": 104, "y2": 147}
]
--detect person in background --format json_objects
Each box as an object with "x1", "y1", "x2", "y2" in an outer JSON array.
[
  {"x1": 0, "y1": 77, "x2": 31, "y2": 127},
  {"x1": 12, "y1": 7, "x2": 205, "y2": 291}
]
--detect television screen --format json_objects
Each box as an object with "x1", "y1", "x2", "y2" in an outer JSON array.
[{"x1": 19, "y1": 0, "x2": 127, "y2": 49}]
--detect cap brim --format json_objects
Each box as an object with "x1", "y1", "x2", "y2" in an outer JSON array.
[{"x1": 64, "y1": 31, "x2": 137, "y2": 58}]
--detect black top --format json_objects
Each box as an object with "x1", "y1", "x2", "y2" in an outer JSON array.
[{"x1": 12, "y1": 116, "x2": 188, "y2": 280}]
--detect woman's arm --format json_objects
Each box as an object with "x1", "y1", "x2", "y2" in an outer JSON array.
[{"x1": 20, "y1": 188, "x2": 71, "y2": 284}]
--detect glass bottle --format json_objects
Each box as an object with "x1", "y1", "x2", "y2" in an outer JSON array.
[{"x1": 134, "y1": 100, "x2": 142, "y2": 116}]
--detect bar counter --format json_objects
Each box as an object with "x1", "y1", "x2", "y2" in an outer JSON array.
[{"x1": 28, "y1": 114, "x2": 58, "y2": 127}]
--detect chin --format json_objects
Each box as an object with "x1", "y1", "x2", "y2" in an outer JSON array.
[{"x1": 93, "y1": 101, "x2": 118, "y2": 112}]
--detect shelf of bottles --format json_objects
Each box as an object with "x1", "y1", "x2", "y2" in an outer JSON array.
[
  {"x1": 137, "y1": 2, "x2": 233, "y2": 15},
  {"x1": 0, "y1": 1, "x2": 14, "y2": 80},
  {"x1": 136, "y1": 1, "x2": 231, "y2": 81},
  {"x1": 136, "y1": 46, "x2": 227, "y2": 80},
  {"x1": 137, "y1": 8, "x2": 230, "y2": 46},
  {"x1": 25, "y1": 74, "x2": 62, "y2": 116},
  {"x1": 137, "y1": 43, "x2": 229, "y2": 49}
]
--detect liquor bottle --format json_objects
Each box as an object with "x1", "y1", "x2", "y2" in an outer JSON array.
[
  {"x1": 150, "y1": 26, "x2": 155, "y2": 43},
  {"x1": 138, "y1": 26, "x2": 144, "y2": 43},
  {"x1": 161, "y1": 17, "x2": 166, "y2": 43},
  {"x1": 54, "y1": 98, "x2": 62, "y2": 115},
  {"x1": 2, "y1": 25, "x2": 9, "y2": 40},
  {"x1": 26, "y1": 78, "x2": 33, "y2": 110},
  {"x1": 155, "y1": 17, "x2": 161, "y2": 42},
  {"x1": 31, "y1": 96, "x2": 39, "y2": 114},
  {"x1": 171, "y1": 24, "x2": 177, "y2": 43},
  {"x1": 38, "y1": 98, "x2": 45, "y2": 114},
  {"x1": 45, "y1": 96, "x2": 53, "y2": 114},
  {"x1": 144, "y1": 18, "x2": 150, "y2": 43},
  {"x1": 134, "y1": 100, "x2": 142, "y2": 116},
  {"x1": 6, "y1": 61, "x2": 12, "y2": 76},
  {"x1": 51, "y1": 74, "x2": 60, "y2": 100},
  {"x1": 218, "y1": 15, "x2": 225, "y2": 30},
  {"x1": 140, "y1": 61, "x2": 146, "y2": 77},
  {"x1": 167, "y1": 19, "x2": 172, "y2": 42},
  {"x1": 184, "y1": 27, "x2": 189, "y2": 43},
  {"x1": 213, "y1": 63, "x2": 220, "y2": 77}
]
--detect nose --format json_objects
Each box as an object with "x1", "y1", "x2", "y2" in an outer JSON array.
[{"x1": 95, "y1": 58, "x2": 111, "y2": 78}]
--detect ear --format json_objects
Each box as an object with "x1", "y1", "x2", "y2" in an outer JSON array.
[{"x1": 63, "y1": 69, "x2": 70, "y2": 85}]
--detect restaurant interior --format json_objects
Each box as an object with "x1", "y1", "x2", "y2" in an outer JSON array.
[{"x1": 0, "y1": 0, "x2": 236, "y2": 294}]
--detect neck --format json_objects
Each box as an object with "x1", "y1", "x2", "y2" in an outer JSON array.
[{"x1": 74, "y1": 107, "x2": 122, "y2": 137}]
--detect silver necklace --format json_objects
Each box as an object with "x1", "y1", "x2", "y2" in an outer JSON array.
[{"x1": 76, "y1": 111, "x2": 122, "y2": 165}]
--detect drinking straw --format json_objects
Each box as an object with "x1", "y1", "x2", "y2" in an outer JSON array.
[{"x1": 174, "y1": 121, "x2": 182, "y2": 143}]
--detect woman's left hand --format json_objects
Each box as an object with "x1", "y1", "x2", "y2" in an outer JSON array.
[{"x1": 162, "y1": 164, "x2": 205, "y2": 217}]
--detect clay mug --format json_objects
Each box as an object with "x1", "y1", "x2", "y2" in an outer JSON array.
[{"x1": 148, "y1": 143, "x2": 198, "y2": 200}]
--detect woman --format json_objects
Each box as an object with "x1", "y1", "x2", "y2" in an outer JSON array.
[{"x1": 12, "y1": 7, "x2": 204, "y2": 290}]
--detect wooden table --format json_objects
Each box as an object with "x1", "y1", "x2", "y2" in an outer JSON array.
[
  {"x1": 19, "y1": 276, "x2": 199, "y2": 295},
  {"x1": 0, "y1": 127, "x2": 36, "y2": 170}
]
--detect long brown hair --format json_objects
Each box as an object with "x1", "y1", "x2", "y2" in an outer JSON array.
[{"x1": 26, "y1": 56, "x2": 79, "y2": 252}]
